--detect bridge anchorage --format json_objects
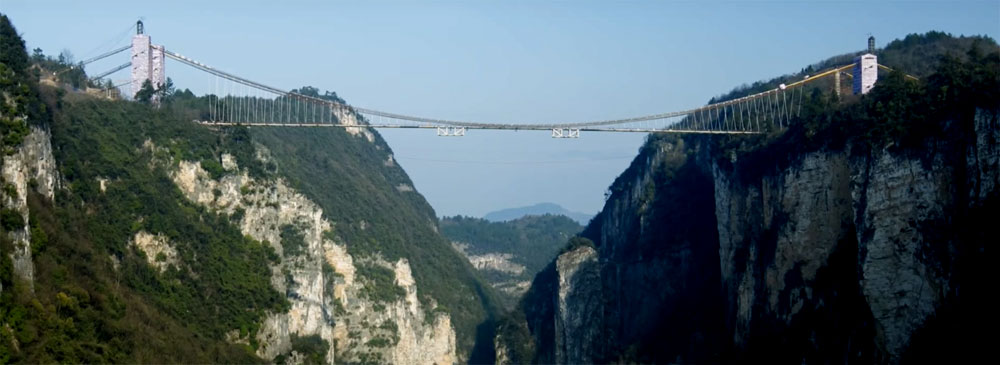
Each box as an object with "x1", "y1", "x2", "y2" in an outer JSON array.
[{"x1": 83, "y1": 23, "x2": 905, "y2": 137}]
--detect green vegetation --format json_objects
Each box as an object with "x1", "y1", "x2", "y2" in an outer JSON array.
[
  {"x1": 0, "y1": 14, "x2": 36, "y2": 155},
  {"x1": 280, "y1": 224, "x2": 307, "y2": 258},
  {"x1": 0, "y1": 95, "x2": 291, "y2": 363},
  {"x1": 1, "y1": 183, "x2": 15, "y2": 197},
  {"x1": 1, "y1": 12, "x2": 501, "y2": 362},
  {"x1": 0, "y1": 208, "x2": 23, "y2": 231},
  {"x1": 707, "y1": 33, "x2": 999, "y2": 183},
  {"x1": 355, "y1": 262, "x2": 406, "y2": 303},
  {"x1": 134, "y1": 80, "x2": 156, "y2": 104},
  {"x1": 558, "y1": 236, "x2": 595, "y2": 255},
  {"x1": 288, "y1": 334, "x2": 330, "y2": 365},
  {"x1": 1, "y1": 14, "x2": 290, "y2": 362},
  {"x1": 440, "y1": 214, "x2": 582, "y2": 307},
  {"x1": 248, "y1": 104, "x2": 501, "y2": 360},
  {"x1": 201, "y1": 156, "x2": 226, "y2": 179},
  {"x1": 493, "y1": 311, "x2": 535, "y2": 364}
]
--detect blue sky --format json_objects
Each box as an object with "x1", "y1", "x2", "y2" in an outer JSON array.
[{"x1": 3, "y1": 0, "x2": 998, "y2": 217}]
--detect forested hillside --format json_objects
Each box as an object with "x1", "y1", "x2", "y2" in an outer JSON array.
[
  {"x1": 441, "y1": 214, "x2": 581, "y2": 308},
  {"x1": 0, "y1": 14, "x2": 499, "y2": 364}
]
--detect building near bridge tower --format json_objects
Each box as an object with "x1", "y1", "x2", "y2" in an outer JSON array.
[
  {"x1": 853, "y1": 36, "x2": 877, "y2": 95},
  {"x1": 130, "y1": 20, "x2": 165, "y2": 101}
]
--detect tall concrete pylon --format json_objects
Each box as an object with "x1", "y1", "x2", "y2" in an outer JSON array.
[
  {"x1": 130, "y1": 20, "x2": 165, "y2": 101},
  {"x1": 853, "y1": 36, "x2": 877, "y2": 95}
]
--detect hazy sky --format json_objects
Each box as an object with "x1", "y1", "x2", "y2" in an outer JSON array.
[{"x1": 3, "y1": 1, "x2": 998, "y2": 217}]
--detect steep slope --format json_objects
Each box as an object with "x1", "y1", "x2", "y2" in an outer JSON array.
[
  {"x1": 3, "y1": 38, "x2": 287, "y2": 363},
  {"x1": 1, "y1": 14, "x2": 499, "y2": 364},
  {"x1": 441, "y1": 214, "x2": 582, "y2": 307},
  {"x1": 504, "y1": 32, "x2": 998, "y2": 364},
  {"x1": 244, "y1": 109, "x2": 502, "y2": 363}
]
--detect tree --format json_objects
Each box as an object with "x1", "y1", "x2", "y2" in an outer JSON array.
[
  {"x1": 156, "y1": 77, "x2": 175, "y2": 100},
  {"x1": 0, "y1": 15, "x2": 29, "y2": 74},
  {"x1": 57, "y1": 48, "x2": 74, "y2": 66},
  {"x1": 135, "y1": 79, "x2": 156, "y2": 104},
  {"x1": 0, "y1": 14, "x2": 31, "y2": 156}
]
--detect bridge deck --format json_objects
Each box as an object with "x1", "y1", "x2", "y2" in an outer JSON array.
[{"x1": 194, "y1": 121, "x2": 763, "y2": 134}]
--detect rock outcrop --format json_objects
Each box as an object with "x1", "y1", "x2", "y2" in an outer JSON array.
[
  {"x1": 165, "y1": 149, "x2": 455, "y2": 364},
  {"x1": 553, "y1": 245, "x2": 601, "y2": 365},
  {"x1": 452, "y1": 242, "x2": 526, "y2": 275},
  {"x1": 513, "y1": 108, "x2": 998, "y2": 363},
  {"x1": 130, "y1": 231, "x2": 181, "y2": 273},
  {"x1": 1, "y1": 126, "x2": 60, "y2": 290}
]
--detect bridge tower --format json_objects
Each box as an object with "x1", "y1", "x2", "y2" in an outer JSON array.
[
  {"x1": 130, "y1": 20, "x2": 165, "y2": 101},
  {"x1": 853, "y1": 36, "x2": 877, "y2": 95}
]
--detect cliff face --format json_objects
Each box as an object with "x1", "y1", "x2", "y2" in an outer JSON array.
[
  {"x1": 716, "y1": 108, "x2": 998, "y2": 362},
  {"x1": 553, "y1": 245, "x2": 601, "y2": 365},
  {"x1": 163, "y1": 145, "x2": 456, "y2": 364},
  {"x1": 515, "y1": 107, "x2": 997, "y2": 363},
  {"x1": 515, "y1": 138, "x2": 726, "y2": 364},
  {"x1": 714, "y1": 148, "x2": 877, "y2": 362},
  {"x1": 1, "y1": 126, "x2": 59, "y2": 290},
  {"x1": 0, "y1": 96, "x2": 492, "y2": 364}
]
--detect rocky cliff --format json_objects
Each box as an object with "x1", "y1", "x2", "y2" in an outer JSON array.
[
  {"x1": 520, "y1": 137, "x2": 727, "y2": 363},
  {"x1": 1, "y1": 126, "x2": 59, "y2": 290},
  {"x1": 510, "y1": 38, "x2": 998, "y2": 363},
  {"x1": 514, "y1": 108, "x2": 997, "y2": 363},
  {"x1": 165, "y1": 147, "x2": 456, "y2": 364},
  {"x1": 1, "y1": 95, "x2": 494, "y2": 363}
]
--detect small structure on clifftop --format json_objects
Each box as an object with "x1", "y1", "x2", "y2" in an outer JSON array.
[{"x1": 853, "y1": 36, "x2": 878, "y2": 95}]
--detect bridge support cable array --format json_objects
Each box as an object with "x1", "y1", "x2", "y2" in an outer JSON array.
[
  {"x1": 56, "y1": 45, "x2": 132, "y2": 78},
  {"x1": 80, "y1": 45, "x2": 131, "y2": 67},
  {"x1": 90, "y1": 62, "x2": 131, "y2": 82},
  {"x1": 161, "y1": 45, "x2": 862, "y2": 136}
]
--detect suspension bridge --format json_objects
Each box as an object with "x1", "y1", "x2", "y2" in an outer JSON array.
[{"x1": 77, "y1": 21, "x2": 886, "y2": 138}]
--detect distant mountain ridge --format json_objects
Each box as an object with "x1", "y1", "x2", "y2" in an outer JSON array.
[{"x1": 484, "y1": 202, "x2": 592, "y2": 225}]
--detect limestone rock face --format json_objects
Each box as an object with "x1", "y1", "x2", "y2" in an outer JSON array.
[
  {"x1": 714, "y1": 152, "x2": 855, "y2": 347},
  {"x1": 333, "y1": 106, "x2": 374, "y2": 142},
  {"x1": 494, "y1": 334, "x2": 511, "y2": 365},
  {"x1": 451, "y1": 242, "x2": 526, "y2": 275},
  {"x1": 514, "y1": 109, "x2": 997, "y2": 364},
  {"x1": 514, "y1": 138, "x2": 725, "y2": 364},
  {"x1": 712, "y1": 110, "x2": 998, "y2": 362},
  {"x1": 852, "y1": 151, "x2": 950, "y2": 358},
  {"x1": 553, "y1": 245, "x2": 601, "y2": 365},
  {"x1": 131, "y1": 231, "x2": 181, "y2": 272},
  {"x1": 1, "y1": 126, "x2": 60, "y2": 290},
  {"x1": 167, "y1": 151, "x2": 455, "y2": 365}
]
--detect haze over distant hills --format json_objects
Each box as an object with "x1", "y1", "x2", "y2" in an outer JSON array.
[{"x1": 483, "y1": 202, "x2": 592, "y2": 225}]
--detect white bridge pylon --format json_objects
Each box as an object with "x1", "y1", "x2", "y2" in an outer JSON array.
[{"x1": 158, "y1": 47, "x2": 862, "y2": 137}]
